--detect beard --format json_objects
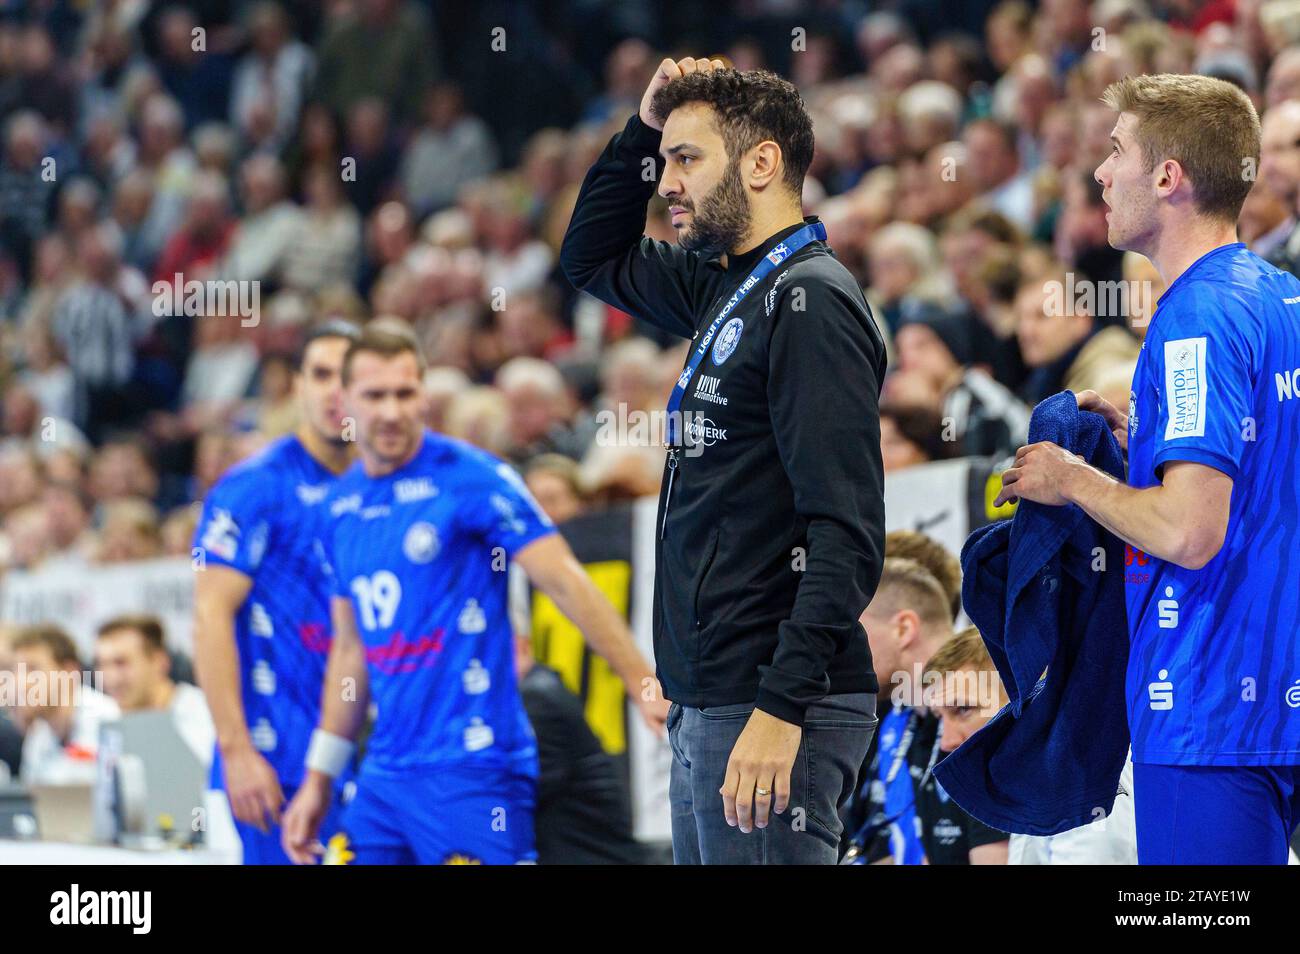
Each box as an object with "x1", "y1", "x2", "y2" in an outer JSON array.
[{"x1": 678, "y1": 159, "x2": 751, "y2": 255}]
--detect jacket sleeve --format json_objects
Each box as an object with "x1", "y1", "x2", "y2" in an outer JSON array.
[
  {"x1": 559, "y1": 114, "x2": 706, "y2": 340},
  {"x1": 755, "y1": 276, "x2": 887, "y2": 726}
]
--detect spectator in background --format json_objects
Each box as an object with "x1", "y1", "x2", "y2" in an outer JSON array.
[
  {"x1": 515, "y1": 634, "x2": 644, "y2": 865},
  {"x1": 160, "y1": 502, "x2": 201, "y2": 557},
  {"x1": 189, "y1": 431, "x2": 234, "y2": 505},
  {"x1": 18, "y1": 313, "x2": 77, "y2": 424},
  {"x1": 311, "y1": 0, "x2": 440, "y2": 126},
  {"x1": 110, "y1": 170, "x2": 163, "y2": 272},
  {"x1": 496, "y1": 356, "x2": 583, "y2": 463},
  {"x1": 866, "y1": 222, "x2": 955, "y2": 335},
  {"x1": 12, "y1": 625, "x2": 120, "y2": 785},
  {"x1": 1265, "y1": 44, "x2": 1300, "y2": 108},
  {"x1": 496, "y1": 287, "x2": 573, "y2": 363},
  {"x1": 916, "y1": 626, "x2": 1011, "y2": 864},
  {"x1": 0, "y1": 445, "x2": 44, "y2": 516},
  {"x1": 361, "y1": 200, "x2": 417, "y2": 296},
  {"x1": 14, "y1": 233, "x2": 72, "y2": 331},
  {"x1": 2, "y1": 502, "x2": 53, "y2": 571},
  {"x1": 885, "y1": 528, "x2": 964, "y2": 622},
  {"x1": 0, "y1": 111, "x2": 57, "y2": 280},
  {"x1": 1037, "y1": 102, "x2": 1080, "y2": 175},
  {"x1": 281, "y1": 162, "x2": 361, "y2": 294},
  {"x1": 87, "y1": 437, "x2": 159, "y2": 506},
  {"x1": 230, "y1": 1, "x2": 315, "y2": 155},
  {"x1": 341, "y1": 97, "x2": 400, "y2": 217},
  {"x1": 134, "y1": 94, "x2": 198, "y2": 269},
  {"x1": 1259, "y1": 99, "x2": 1300, "y2": 275},
  {"x1": 941, "y1": 208, "x2": 1024, "y2": 312},
  {"x1": 55, "y1": 178, "x2": 103, "y2": 251},
  {"x1": 96, "y1": 496, "x2": 162, "y2": 563},
  {"x1": 252, "y1": 352, "x2": 298, "y2": 438},
  {"x1": 964, "y1": 117, "x2": 1035, "y2": 233},
  {"x1": 422, "y1": 365, "x2": 472, "y2": 434},
  {"x1": 963, "y1": 243, "x2": 1028, "y2": 391},
  {"x1": 524, "y1": 454, "x2": 586, "y2": 525},
  {"x1": 579, "y1": 38, "x2": 657, "y2": 126},
  {"x1": 51, "y1": 222, "x2": 140, "y2": 440},
  {"x1": 2, "y1": 380, "x2": 89, "y2": 460},
  {"x1": 94, "y1": 614, "x2": 215, "y2": 767},
  {"x1": 896, "y1": 140, "x2": 976, "y2": 229},
  {"x1": 1013, "y1": 270, "x2": 1140, "y2": 406},
  {"x1": 44, "y1": 445, "x2": 87, "y2": 488},
  {"x1": 878, "y1": 401, "x2": 953, "y2": 472},
  {"x1": 283, "y1": 101, "x2": 340, "y2": 191},
  {"x1": 400, "y1": 82, "x2": 498, "y2": 217},
  {"x1": 219, "y1": 154, "x2": 302, "y2": 285},
  {"x1": 41, "y1": 481, "x2": 96, "y2": 568},
  {"x1": 1242, "y1": 177, "x2": 1293, "y2": 257},
  {"x1": 18, "y1": 24, "x2": 77, "y2": 136},
  {"x1": 153, "y1": 5, "x2": 233, "y2": 131},
  {"x1": 892, "y1": 302, "x2": 1030, "y2": 458},
  {"x1": 1054, "y1": 169, "x2": 1125, "y2": 295},
  {"x1": 843, "y1": 557, "x2": 957, "y2": 864},
  {"x1": 475, "y1": 178, "x2": 555, "y2": 297},
  {"x1": 443, "y1": 384, "x2": 512, "y2": 458},
  {"x1": 81, "y1": 108, "x2": 137, "y2": 189},
  {"x1": 192, "y1": 122, "x2": 239, "y2": 178},
  {"x1": 176, "y1": 314, "x2": 260, "y2": 432},
  {"x1": 153, "y1": 170, "x2": 234, "y2": 285}
]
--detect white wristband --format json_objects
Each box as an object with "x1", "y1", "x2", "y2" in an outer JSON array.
[{"x1": 305, "y1": 729, "x2": 355, "y2": 779}]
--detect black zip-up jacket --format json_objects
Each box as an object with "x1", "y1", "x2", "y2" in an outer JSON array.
[{"x1": 560, "y1": 114, "x2": 886, "y2": 726}]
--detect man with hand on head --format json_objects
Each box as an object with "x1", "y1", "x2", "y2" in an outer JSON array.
[{"x1": 562, "y1": 57, "x2": 887, "y2": 864}]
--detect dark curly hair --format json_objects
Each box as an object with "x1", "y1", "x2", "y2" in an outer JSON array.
[{"x1": 649, "y1": 68, "x2": 814, "y2": 196}]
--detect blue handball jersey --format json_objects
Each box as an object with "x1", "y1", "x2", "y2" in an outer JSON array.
[
  {"x1": 193, "y1": 434, "x2": 339, "y2": 786},
  {"x1": 319, "y1": 431, "x2": 556, "y2": 774},
  {"x1": 1126, "y1": 243, "x2": 1300, "y2": 766}
]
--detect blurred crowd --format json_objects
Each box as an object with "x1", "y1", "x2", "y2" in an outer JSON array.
[{"x1": 2, "y1": 0, "x2": 1300, "y2": 578}]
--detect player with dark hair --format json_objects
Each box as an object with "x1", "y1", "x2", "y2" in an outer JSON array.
[{"x1": 191, "y1": 319, "x2": 361, "y2": 864}]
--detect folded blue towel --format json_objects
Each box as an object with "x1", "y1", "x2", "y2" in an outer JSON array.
[{"x1": 932, "y1": 390, "x2": 1130, "y2": 835}]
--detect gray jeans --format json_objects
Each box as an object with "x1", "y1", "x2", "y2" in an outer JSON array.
[{"x1": 668, "y1": 693, "x2": 877, "y2": 864}]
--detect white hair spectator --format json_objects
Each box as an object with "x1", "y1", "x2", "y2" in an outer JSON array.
[
  {"x1": 898, "y1": 81, "x2": 964, "y2": 134},
  {"x1": 496, "y1": 356, "x2": 566, "y2": 401}
]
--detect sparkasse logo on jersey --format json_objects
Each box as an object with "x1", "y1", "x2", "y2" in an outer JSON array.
[{"x1": 50, "y1": 884, "x2": 151, "y2": 934}]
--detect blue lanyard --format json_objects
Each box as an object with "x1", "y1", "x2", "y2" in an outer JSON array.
[
  {"x1": 664, "y1": 222, "x2": 826, "y2": 447},
  {"x1": 848, "y1": 707, "x2": 916, "y2": 848}
]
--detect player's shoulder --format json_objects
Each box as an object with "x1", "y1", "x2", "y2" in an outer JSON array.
[
  {"x1": 204, "y1": 434, "x2": 299, "y2": 506},
  {"x1": 1171, "y1": 243, "x2": 1290, "y2": 308},
  {"x1": 424, "y1": 430, "x2": 519, "y2": 486},
  {"x1": 1153, "y1": 247, "x2": 1267, "y2": 334}
]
